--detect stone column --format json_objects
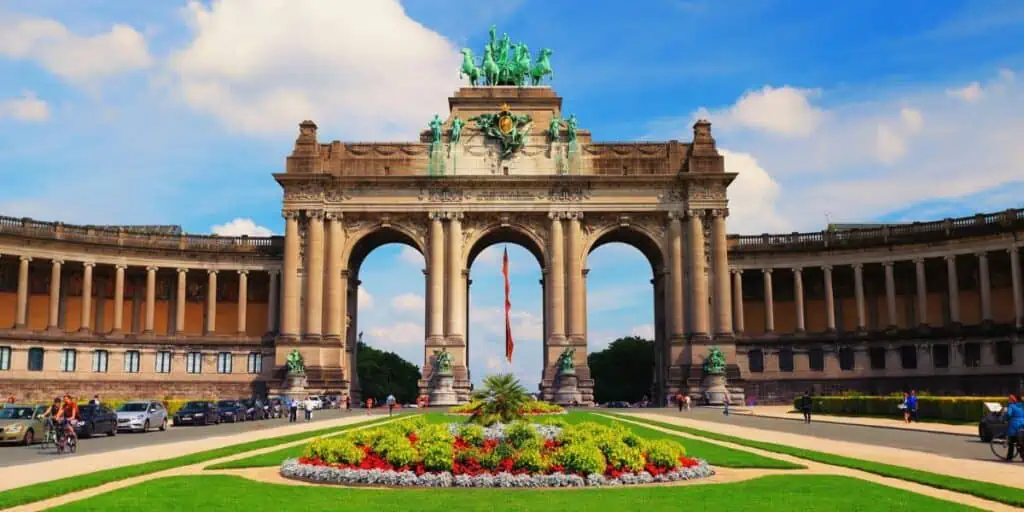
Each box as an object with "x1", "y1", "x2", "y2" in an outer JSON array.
[
  {"x1": 945, "y1": 255, "x2": 960, "y2": 325},
  {"x1": 112, "y1": 264, "x2": 126, "y2": 334},
  {"x1": 566, "y1": 212, "x2": 585, "y2": 340},
  {"x1": 15, "y1": 256, "x2": 31, "y2": 328},
  {"x1": 1010, "y1": 246, "x2": 1022, "y2": 329},
  {"x1": 237, "y1": 270, "x2": 248, "y2": 335},
  {"x1": 762, "y1": 269, "x2": 775, "y2": 333},
  {"x1": 427, "y1": 212, "x2": 445, "y2": 341},
  {"x1": 977, "y1": 251, "x2": 992, "y2": 323},
  {"x1": 281, "y1": 211, "x2": 301, "y2": 338},
  {"x1": 325, "y1": 213, "x2": 344, "y2": 340},
  {"x1": 687, "y1": 210, "x2": 709, "y2": 338},
  {"x1": 883, "y1": 261, "x2": 897, "y2": 328},
  {"x1": 792, "y1": 267, "x2": 805, "y2": 333},
  {"x1": 266, "y1": 270, "x2": 279, "y2": 334},
  {"x1": 144, "y1": 266, "x2": 157, "y2": 334},
  {"x1": 710, "y1": 209, "x2": 732, "y2": 336},
  {"x1": 668, "y1": 213, "x2": 685, "y2": 339},
  {"x1": 548, "y1": 212, "x2": 566, "y2": 341},
  {"x1": 853, "y1": 263, "x2": 866, "y2": 331},
  {"x1": 205, "y1": 270, "x2": 218, "y2": 335},
  {"x1": 446, "y1": 212, "x2": 465, "y2": 343},
  {"x1": 823, "y1": 265, "x2": 836, "y2": 331},
  {"x1": 175, "y1": 268, "x2": 187, "y2": 334},
  {"x1": 914, "y1": 258, "x2": 928, "y2": 326},
  {"x1": 47, "y1": 259, "x2": 63, "y2": 331},
  {"x1": 79, "y1": 263, "x2": 94, "y2": 333},
  {"x1": 731, "y1": 269, "x2": 744, "y2": 334},
  {"x1": 305, "y1": 211, "x2": 325, "y2": 338}
]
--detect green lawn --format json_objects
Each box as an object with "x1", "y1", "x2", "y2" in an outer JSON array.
[
  {"x1": 0, "y1": 416, "x2": 397, "y2": 510},
  {"x1": 613, "y1": 414, "x2": 1023, "y2": 508},
  {"x1": 48, "y1": 474, "x2": 978, "y2": 511}
]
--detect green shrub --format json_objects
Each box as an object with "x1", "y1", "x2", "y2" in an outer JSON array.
[
  {"x1": 493, "y1": 441, "x2": 516, "y2": 461},
  {"x1": 456, "y1": 447, "x2": 481, "y2": 463},
  {"x1": 399, "y1": 416, "x2": 428, "y2": 435},
  {"x1": 645, "y1": 439, "x2": 685, "y2": 469},
  {"x1": 533, "y1": 416, "x2": 567, "y2": 427},
  {"x1": 420, "y1": 442, "x2": 453, "y2": 471},
  {"x1": 553, "y1": 442, "x2": 606, "y2": 475},
  {"x1": 479, "y1": 449, "x2": 501, "y2": 470},
  {"x1": 457, "y1": 424, "x2": 485, "y2": 447},
  {"x1": 304, "y1": 438, "x2": 365, "y2": 465},
  {"x1": 794, "y1": 396, "x2": 1006, "y2": 422},
  {"x1": 385, "y1": 442, "x2": 419, "y2": 468},
  {"x1": 604, "y1": 443, "x2": 645, "y2": 472},
  {"x1": 514, "y1": 448, "x2": 548, "y2": 473},
  {"x1": 505, "y1": 421, "x2": 537, "y2": 449},
  {"x1": 418, "y1": 424, "x2": 453, "y2": 445}
]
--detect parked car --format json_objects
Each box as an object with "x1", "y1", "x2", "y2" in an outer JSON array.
[
  {"x1": 216, "y1": 400, "x2": 247, "y2": 423},
  {"x1": 240, "y1": 399, "x2": 266, "y2": 421},
  {"x1": 116, "y1": 400, "x2": 168, "y2": 432},
  {"x1": 604, "y1": 401, "x2": 632, "y2": 408},
  {"x1": 75, "y1": 404, "x2": 118, "y2": 438},
  {"x1": 979, "y1": 406, "x2": 1008, "y2": 442},
  {"x1": 173, "y1": 401, "x2": 221, "y2": 426},
  {"x1": 0, "y1": 404, "x2": 47, "y2": 445},
  {"x1": 306, "y1": 396, "x2": 324, "y2": 410}
]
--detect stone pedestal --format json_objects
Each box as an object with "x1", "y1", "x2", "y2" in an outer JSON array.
[
  {"x1": 701, "y1": 374, "x2": 729, "y2": 405},
  {"x1": 281, "y1": 373, "x2": 308, "y2": 402},
  {"x1": 553, "y1": 373, "x2": 582, "y2": 406},
  {"x1": 429, "y1": 373, "x2": 459, "y2": 406}
]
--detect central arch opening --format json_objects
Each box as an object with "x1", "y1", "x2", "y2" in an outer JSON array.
[{"x1": 465, "y1": 225, "x2": 546, "y2": 393}]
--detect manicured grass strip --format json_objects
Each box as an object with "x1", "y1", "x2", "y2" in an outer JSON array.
[
  {"x1": 579, "y1": 413, "x2": 803, "y2": 469},
  {"x1": 0, "y1": 416, "x2": 398, "y2": 510},
  {"x1": 49, "y1": 473, "x2": 977, "y2": 511},
  {"x1": 615, "y1": 414, "x2": 1024, "y2": 508}
]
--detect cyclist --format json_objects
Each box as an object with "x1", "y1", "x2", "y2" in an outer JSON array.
[
  {"x1": 54, "y1": 394, "x2": 80, "y2": 448},
  {"x1": 40, "y1": 397, "x2": 62, "y2": 443},
  {"x1": 1005, "y1": 393, "x2": 1023, "y2": 462}
]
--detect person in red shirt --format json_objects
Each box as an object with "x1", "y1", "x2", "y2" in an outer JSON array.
[
  {"x1": 55, "y1": 394, "x2": 80, "y2": 444},
  {"x1": 365, "y1": 397, "x2": 373, "y2": 415}
]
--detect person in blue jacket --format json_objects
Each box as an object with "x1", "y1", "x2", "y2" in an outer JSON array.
[{"x1": 1004, "y1": 394, "x2": 1024, "y2": 461}]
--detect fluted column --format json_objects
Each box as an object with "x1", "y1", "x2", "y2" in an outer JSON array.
[
  {"x1": 566, "y1": 212, "x2": 585, "y2": 339},
  {"x1": 762, "y1": 269, "x2": 775, "y2": 333},
  {"x1": 731, "y1": 269, "x2": 744, "y2": 334},
  {"x1": 78, "y1": 263, "x2": 94, "y2": 333},
  {"x1": 47, "y1": 259, "x2": 63, "y2": 331},
  {"x1": 883, "y1": 262, "x2": 897, "y2": 328},
  {"x1": 853, "y1": 263, "x2": 866, "y2": 331},
  {"x1": 112, "y1": 264, "x2": 126, "y2": 334},
  {"x1": 305, "y1": 211, "x2": 325, "y2": 338},
  {"x1": 792, "y1": 267, "x2": 805, "y2": 333},
  {"x1": 823, "y1": 265, "x2": 836, "y2": 331},
  {"x1": 237, "y1": 270, "x2": 248, "y2": 334},
  {"x1": 1010, "y1": 247, "x2": 1022, "y2": 329},
  {"x1": 205, "y1": 270, "x2": 218, "y2": 335},
  {"x1": 668, "y1": 213, "x2": 685, "y2": 339},
  {"x1": 325, "y1": 213, "x2": 344, "y2": 340},
  {"x1": 144, "y1": 266, "x2": 157, "y2": 334},
  {"x1": 977, "y1": 252, "x2": 992, "y2": 323},
  {"x1": 945, "y1": 255, "x2": 960, "y2": 325},
  {"x1": 914, "y1": 258, "x2": 928, "y2": 326},
  {"x1": 175, "y1": 268, "x2": 187, "y2": 334},
  {"x1": 281, "y1": 211, "x2": 301, "y2": 338},
  {"x1": 266, "y1": 270, "x2": 279, "y2": 334},
  {"x1": 687, "y1": 210, "x2": 709, "y2": 338},
  {"x1": 446, "y1": 212, "x2": 464, "y2": 341},
  {"x1": 710, "y1": 209, "x2": 732, "y2": 336},
  {"x1": 15, "y1": 256, "x2": 31, "y2": 328},
  {"x1": 427, "y1": 212, "x2": 445, "y2": 340},
  {"x1": 548, "y1": 212, "x2": 566, "y2": 341}
]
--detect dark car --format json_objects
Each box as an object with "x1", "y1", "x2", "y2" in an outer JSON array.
[
  {"x1": 216, "y1": 400, "x2": 247, "y2": 423},
  {"x1": 979, "y1": 408, "x2": 1008, "y2": 442},
  {"x1": 173, "y1": 401, "x2": 221, "y2": 426},
  {"x1": 605, "y1": 401, "x2": 631, "y2": 408},
  {"x1": 75, "y1": 404, "x2": 118, "y2": 438},
  {"x1": 239, "y1": 399, "x2": 266, "y2": 421}
]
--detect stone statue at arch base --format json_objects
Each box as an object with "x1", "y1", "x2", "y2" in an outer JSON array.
[
  {"x1": 700, "y1": 346, "x2": 745, "y2": 406},
  {"x1": 426, "y1": 349, "x2": 459, "y2": 406},
  {"x1": 550, "y1": 347, "x2": 589, "y2": 406},
  {"x1": 281, "y1": 349, "x2": 308, "y2": 402}
]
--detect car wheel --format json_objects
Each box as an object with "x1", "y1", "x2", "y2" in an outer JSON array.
[
  {"x1": 23, "y1": 428, "x2": 34, "y2": 446},
  {"x1": 108, "y1": 426, "x2": 117, "y2": 437},
  {"x1": 142, "y1": 420, "x2": 150, "y2": 432},
  {"x1": 159, "y1": 418, "x2": 167, "y2": 431},
  {"x1": 82, "y1": 425, "x2": 93, "y2": 439}
]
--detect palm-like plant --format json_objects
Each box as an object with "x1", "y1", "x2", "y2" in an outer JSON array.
[{"x1": 469, "y1": 373, "x2": 530, "y2": 425}]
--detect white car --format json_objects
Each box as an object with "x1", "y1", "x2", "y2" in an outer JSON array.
[
  {"x1": 116, "y1": 400, "x2": 168, "y2": 432},
  {"x1": 306, "y1": 397, "x2": 324, "y2": 410}
]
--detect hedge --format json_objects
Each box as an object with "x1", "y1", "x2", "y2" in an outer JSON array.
[
  {"x1": 76, "y1": 398, "x2": 199, "y2": 418},
  {"x1": 793, "y1": 396, "x2": 1006, "y2": 422}
]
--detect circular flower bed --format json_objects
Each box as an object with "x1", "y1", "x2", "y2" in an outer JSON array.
[
  {"x1": 449, "y1": 400, "x2": 565, "y2": 417},
  {"x1": 282, "y1": 417, "x2": 714, "y2": 488}
]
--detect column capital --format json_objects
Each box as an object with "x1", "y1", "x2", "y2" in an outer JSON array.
[
  {"x1": 912, "y1": 257, "x2": 925, "y2": 265},
  {"x1": 565, "y1": 211, "x2": 584, "y2": 221},
  {"x1": 82, "y1": 262, "x2": 96, "y2": 268},
  {"x1": 19, "y1": 255, "x2": 32, "y2": 263},
  {"x1": 974, "y1": 251, "x2": 988, "y2": 259},
  {"x1": 306, "y1": 210, "x2": 325, "y2": 220},
  {"x1": 684, "y1": 209, "x2": 704, "y2": 219},
  {"x1": 666, "y1": 210, "x2": 683, "y2": 221},
  {"x1": 51, "y1": 258, "x2": 64, "y2": 266},
  {"x1": 324, "y1": 211, "x2": 343, "y2": 221},
  {"x1": 1008, "y1": 246, "x2": 1019, "y2": 256},
  {"x1": 730, "y1": 267, "x2": 743, "y2": 275},
  {"x1": 428, "y1": 210, "x2": 445, "y2": 221},
  {"x1": 176, "y1": 267, "x2": 189, "y2": 274},
  {"x1": 237, "y1": 269, "x2": 249, "y2": 276},
  {"x1": 763, "y1": 268, "x2": 773, "y2": 275},
  {"x1": 851, "y1": 263, "x2": 863, "y2": 270},
  {"x1": 822, "y1": 264, "x2": 833, "y2": 271},
  {"x1": 145, "y1": 265, "x2": 159, "y2": 272},
  {"x1": 547, "y1": 211, "x2": 565, "y2": 220},
  {"x1": 267, "y1": 268, "x2": 280, "y2": 276},
  {"x1": 282, "y1": 210, "x2": 301, "y2": 220},
  {"x1": 710, "y1": 208, "x2": 729, "y2": 218},
  {"x1": 445, "y1": 211, "x2": 464, "y2": 221},
  {"x1": 790, "y1": 267, "x2": 803, "y2": 274},
  {"x1": 115, "y1": 263, "x2": 127, "y2": 270},
  {"x1": 882, "y1": 261, "x2": 894, "y2": 268},
  {"x1": 207, "y1": 269, "x2": 219, "y2": 275},
  {"x1": 944, "y1": 254, "x2": 957, "y2": 262}
]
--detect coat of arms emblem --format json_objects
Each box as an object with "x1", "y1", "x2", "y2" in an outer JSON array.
[{"x1": 471, "y1": 103, "x2": 532, "y2": 158}]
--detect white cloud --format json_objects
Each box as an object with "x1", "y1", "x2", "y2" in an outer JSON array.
[
  {"x1": 391, "y1": 293, "x2": 425, "y2": 313},
  {"x1": 368, "y1": 322, "x2": 423, "y2": 348},
  {"x1": 947, "y1": 81, "x2": 983, "y2": 102},
  {"x1": 0, "y1": 15, "x2": 151, "y2": 83},
  {"x1": 170, "y1": 0, "x2": 461, "y2": 138},
  {"x1": 210, "y1": 218, "x2": 273, "y2": 236},
  {"x1": 630, "y1": 324, "x2": 655, "y2": 340},
  {"x1": 358, "y1": 286, "x2": 373, "y2": 310},
  {"x1": 0, "y1": 91, "x2": 49, "y2": 122},
  {"x1": 719, "y1": 85, "x2": 825, "y2": 137},
  {"x1": 470, "y1": 305, "x2": 543, "y2": 343},
  {"x1": 720, "y1": 149, "x2": 790, "y2": 234},
  {"x1": 900, "y1": 107, "x2": 923, "y2": 133},
  {"x1": 398, "y1": 246, "x2": 424, "y2": 266},
  {"x1": 874, "y1": 123, "x2": 906, "y2": 164}
]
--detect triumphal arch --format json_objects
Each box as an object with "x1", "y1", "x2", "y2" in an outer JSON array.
[{"x1": 274, "y1": 29, "x2": 739, "y2": 405}]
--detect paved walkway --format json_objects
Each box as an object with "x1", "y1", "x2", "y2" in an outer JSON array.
[
  {"x1": 625, "y1": 412, "x2": 1024, "y2": 490},
  {"x1": 743, "y1": 405, "x2": 977, "y2": 436}
]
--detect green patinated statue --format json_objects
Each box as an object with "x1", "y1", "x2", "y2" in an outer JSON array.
[
  {"x1": 460, "y1": 25, "x2": 554, "y2": 86},
  {"x1": 564, "y1": 114, "x2": 578, "y2": 146},
  {"x1": 470, "y1": 104, "x2": 532, "y2": 158},
  {"x1": 429, "y1": 114, "x2": 443, "y2": 147},
  {"x1": 557, "y1": 347, "x2": 576, "y2": 374},
  {"x1": 450, "y1": 116, "x2": 465, "y2": 145},
  {"x1": 548, "y1": 115, "x2": 562, "y2": 142},
  {"x1": 286, "y1": 349, "x2": 305, "y2": 375},
  {"x1": 435, "y1": 349, "x2": 454, "y2": 375},
  {"x1": 531, "y1": 48, "x2": 553, "y2": 85},
  {"x1": 703, "y1": 346, "x2": 727, "y2": 376},
  {"x1": 459, "y1": 49, "x2": 482, "y2": 86}
]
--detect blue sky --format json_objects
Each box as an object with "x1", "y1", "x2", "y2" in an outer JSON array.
[{"x1": 1, "y1": 0, "x2": 1022, "y2": 389}]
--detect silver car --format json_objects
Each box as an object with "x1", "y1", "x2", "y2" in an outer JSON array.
[{"x1": 116, "y1": 400, "x2": 168, "y2": 432}]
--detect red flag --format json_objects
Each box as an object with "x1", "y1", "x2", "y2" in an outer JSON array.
[{"x1": 503, "y1": 247, "x2": 514, "y2": 363}]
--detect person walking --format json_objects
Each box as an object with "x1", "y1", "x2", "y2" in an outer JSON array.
[
  {"x1": 303, "y1": 397, "x2": 314, "y2": 421},
  {"x1": 365, "y1": 397, "x2": 374, "y2": 415},
  {"x1": 1004, "y1": 393, "x2": 1024, "y2": 462},
  {"x1": 799, "y1": 391, "x2": 813, "y2": 424},
  {"x1": 676, "y1": 393, "x2": 684, "y2": 412},
  {"x1": 723, "y1": 394, "x2": 731, "y2": 416},
  {"x1": 901, "y1": 392, "x2": 911, "y2": 423},
  {"x1": 344, "y1": 395, "x2": 351, "y2": 412},
  {"x1": 88, "y1": 395, "x2": 100, "y2": 406},
  {"x1": 684, "y1": 395, "x2": 691, "y2": 411},
  {"x1": 288, "y1": 398, "x2": 298, "y2": 423},
  {"x1": 386, "y1": 394, "x2": 396, "y2": 417},
  {"x1": 908, "y1": 390, "x2": 919, "y2": 423}
]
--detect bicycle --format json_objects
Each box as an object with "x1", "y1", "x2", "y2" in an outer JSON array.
[
  {"x1": 55, "y1": 421, "x2": 77, "y2": 455},
  {"x1": 39, "y1": 419, "x2": 58, "y2": 449},
  {"x1": 989, "y1": 434, "x2": 1023, "y2": 461}
]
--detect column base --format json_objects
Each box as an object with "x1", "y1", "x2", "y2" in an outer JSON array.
[
  {"x1": 276, "y1": 333, "x2": 300, "y2": 343},
  {"x1": 689, "y1": 333, "x2": 712, "y2": 343},
  {"x1": 45, "y1": 326, "x2": 63, "y2": 334},
  {"x1": 714, "y1": 332, "x2": 735, "y2": 341},
  {"x1": 304, "y1": 333, "x2": 323, "y2": 343},
  {"x1": 75, "y1": 327, "x2": 92, "y2": 335},
  {"x1": 107, "y1": 329, "x2": 124, "y2": 339},
  {"x1": 141, "y1": 329, "x2": 155, "y2": 336}
]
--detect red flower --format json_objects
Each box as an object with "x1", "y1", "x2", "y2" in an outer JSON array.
[
  {"x1": 678, "y1": 457, "x2": 699, "y2": 468},
  {"x1": 482, "y1": 439, "x2": 499, "y2": 452},
  {"x1": 498, "y1": 458, "x2": 515, "y2": 472},
  {"x1": 407, "y1": 433, "x2": 419, "y2": 445},
  {"x1": 454, "y1": 437, "x2": 470, "y2": 450},
  {"x1": 550, "y1": 464, "x2": 565, "y2": 473}
]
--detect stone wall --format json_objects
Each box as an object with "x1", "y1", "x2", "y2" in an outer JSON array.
[
  {"x1": 0, "y1": 379, "x2": 266, "y2": 402},
  {"x1": 744, "y1": 373, "x2": 1024, "y2": 404}
]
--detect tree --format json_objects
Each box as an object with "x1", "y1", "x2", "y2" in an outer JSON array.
[
  {"x1": 587, "y1": 336, "x2": 654, "y2": 404},
  {"x1": 469, "y1": 373, "x2": 530, "y2": 425},
  {"x1": 356, "y1": 341, "x2": 421, "y2": 404}
]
